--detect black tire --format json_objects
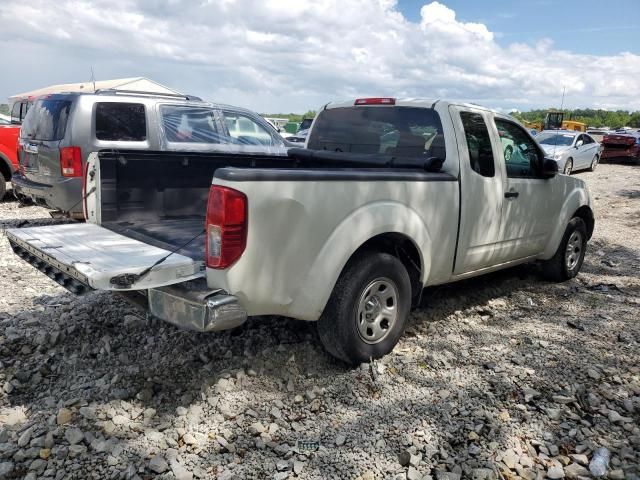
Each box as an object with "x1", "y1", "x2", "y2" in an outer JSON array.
[
  {"x1": 0, "y1": 176, "x2": 6, "y2": 202},
  {"x1": 589, "y1": 155, "x2": 599, "y2": 172},
  {"x1": 563, "y1": 158, "x2": 573, "y2": 175},
  {"x1": 317, "y1": 251, "x2": 412, "y2": 365},
  {"x1": 541, "y1": 217, "x2": 587, "y2": 282}
]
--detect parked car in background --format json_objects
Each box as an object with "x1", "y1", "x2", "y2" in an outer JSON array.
[
  {"x1": 0, "y1": 123, "x2": 20, "y2": 200},
  {"x1": 535, "y1": 130, "x2": 601, "y2": 174},
  {"x1": 586, "y1": 129, "x2": 609, "y2": 143},
  {"x1": 298, "y1": 118, "x2": 313, "y2": 132},
  {"x1": 12, "y1": 90, "x2": 288, "y2": 217},
  {"x1": 287, "y1": 128, "x2": 309, "y2": 144},
  {"x1": 7, "y1": 98, "x2": 594, "y2": 364},
  {"x1": 600, "y1": 132, "x2": 640, "y2": 164}
]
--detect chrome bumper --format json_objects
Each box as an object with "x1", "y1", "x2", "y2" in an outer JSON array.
[{"x1": 148, "y1": 282, "x2": 247, "y2": 332}]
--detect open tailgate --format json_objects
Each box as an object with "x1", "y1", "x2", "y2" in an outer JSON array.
[{"x1": 6, "y1": 223, "x2": 204, "y2": 293}]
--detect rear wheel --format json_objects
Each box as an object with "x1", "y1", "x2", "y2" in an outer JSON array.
[
  {"x1": 541, "y1": 217, "x2": 587, "y2": 282},
  {"x1": 0, "y1": 176, "x2": 7, "y2": 202},
  {"x1": 589, "y1": 155, "x2": 599, "y2": 172},
  {"x1": 317, "y1": 251, "x2": 411, "y2": 365},
  {"x1": 563, "y1": 158, "x2": 573, "y2": 175}
]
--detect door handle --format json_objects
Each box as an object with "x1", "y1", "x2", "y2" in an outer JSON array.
[{"x1": 504, "y1": 191, "x2": 519, "y2": 199}]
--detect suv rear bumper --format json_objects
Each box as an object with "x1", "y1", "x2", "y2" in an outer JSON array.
[
  {"x1": 11, "y1": 171, "x2": 83, "y2": 213},
  {"x1": 148, "y1": 282, "x2": 247, "y2": 332}
]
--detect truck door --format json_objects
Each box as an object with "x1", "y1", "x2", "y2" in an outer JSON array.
[
  {"x1": 450, "y1": 106, "x2": 504, "y2": 274},
  {"x1": 490, "y1": 117, "x2": 564, "y2": 262}
]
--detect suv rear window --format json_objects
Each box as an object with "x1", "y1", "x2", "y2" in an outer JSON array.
[
  {"x1": 160, "y1": 105, "x2": 223, "y2": 144},
  {"x1": 21, "y1": 99, "x2": 72, "y2": 141},
  {"x1": 307, "y1": 106, "x2": 446, "y2": 160},
  {"x1": 95, "y1": 103, "x2": 147, "y2": 141}
]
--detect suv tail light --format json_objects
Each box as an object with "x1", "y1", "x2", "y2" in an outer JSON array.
[
  {"x1": 354, "y1": 97, "x2": 396, "y2": 105},
  {"x1": 59, "y1": 147, "x2": 82, "y2": 177},
  {"x1": 206, "y1": 186, "x2": 247, "y2": 269}
]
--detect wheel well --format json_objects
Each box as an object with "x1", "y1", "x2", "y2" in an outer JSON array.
[
  {"x1": 349, "y1": 233, "x2": 423, "y2": 301},
  {"x1": 573, "y1": 205, "x2": 595, "y2": 239},
  {"x1": 0, "y1": 155, "x2": 12, "y2": 181}
]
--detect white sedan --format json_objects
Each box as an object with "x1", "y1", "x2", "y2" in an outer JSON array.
[{"x1": 536, "y1": 130, "x2": 601, "y2": 174}]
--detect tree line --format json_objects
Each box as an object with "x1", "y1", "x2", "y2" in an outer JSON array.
[{"x1": 511, "y1": 108, "x2": 640, "y2": 129}]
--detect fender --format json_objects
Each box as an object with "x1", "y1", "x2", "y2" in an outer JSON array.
[
  {"x1": 287, "y1": 201, "x2": 432, "y2": 320},
  {"x1": 540, "y1": 186, "x2": 592, "y2": 260}
]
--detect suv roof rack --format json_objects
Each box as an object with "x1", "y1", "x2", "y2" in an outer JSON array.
[{"x1": 94, "y1": 89, "x2": 202, "y2": 101}]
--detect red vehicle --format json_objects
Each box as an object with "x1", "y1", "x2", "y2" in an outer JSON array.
[
  {"x1": 600, "y1": 133, "x2": 640, "y2": 165},
  {"x1": 0, "y1": 124, "x2": 20, "y2": 200}
]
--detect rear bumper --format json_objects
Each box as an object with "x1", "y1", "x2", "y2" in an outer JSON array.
[
  {"x1": 148, "y1": 281, "x2": 247, "y2": 332},
  {"x1": 11, "y1": 171, "x2": 82, "y2": 213}
]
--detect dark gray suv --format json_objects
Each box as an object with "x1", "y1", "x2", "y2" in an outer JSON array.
[{"x1": 13, "y1": 90, "x2": 287, "y2": 218}]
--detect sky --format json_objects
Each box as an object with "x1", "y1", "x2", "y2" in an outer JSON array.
[{"x1": 0, "y1": 0, "x2": 639, "y2": 114}]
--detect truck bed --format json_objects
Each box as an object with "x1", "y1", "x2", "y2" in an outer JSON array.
[{"x1": 95, "y1": 150, "x2": 294, "y2": 259}]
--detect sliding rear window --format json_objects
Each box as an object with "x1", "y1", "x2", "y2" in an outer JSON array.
[
  {"x1": 307, "y1": 106, "x2": 446, "y2": 160},
  {"x1": 21, "y1": 99, "x2": 72, "y2": 141},
  {"x1": 95, "y1": 103, "x2": 147, "y2": 141}
]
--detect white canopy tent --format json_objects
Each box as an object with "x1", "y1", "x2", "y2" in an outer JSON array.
[{"x1": 9, "y1": 77, "x2": 183, "y2": 106}]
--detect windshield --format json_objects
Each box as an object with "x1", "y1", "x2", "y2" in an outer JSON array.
[
  {"x1": 307, "y1": 106, "x2": 446, "y2": 160},
  {"x1": 21, "y1": 99, "x2": 72, "y2": 141},
  {"x1": 535, "y1": 132, "x2": 575, "y2": 146}
]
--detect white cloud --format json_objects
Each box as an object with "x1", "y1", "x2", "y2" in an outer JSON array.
[{"x1": 0, "y1": 0, "x2": 638, "y2": 113}]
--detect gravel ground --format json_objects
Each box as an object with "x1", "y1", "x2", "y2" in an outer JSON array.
[{"x1": 0, "y1": 164, "x2": 638, "y2": 480}]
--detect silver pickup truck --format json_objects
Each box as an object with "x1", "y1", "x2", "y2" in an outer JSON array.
[{"x1": 7, "y1": 98, "x2": 594, "y2": 364}]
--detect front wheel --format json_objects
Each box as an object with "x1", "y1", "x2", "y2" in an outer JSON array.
[
  {"x1": 563, "y1": 158, "x2": 573, "y2": 175},
  {"x1": 541, "y1": 217, "x2": 587, "y2": 282},
  {"x1": 589, "y1": 155, "x2": 599, "y2": 172},
  {"x1": 317, "y1": 251, "x2": 412, "y2": 365}
]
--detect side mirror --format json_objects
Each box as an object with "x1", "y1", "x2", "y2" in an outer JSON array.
[
  {"x1": 542, "y1": 158, "x2": 558, "y2": 177},
  {"x1": 575, "y1": 140, "x2": 583, "y2": 148}
]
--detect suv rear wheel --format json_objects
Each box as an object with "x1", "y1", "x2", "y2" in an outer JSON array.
[{"x1": 317, "y1": 251, "x2": 411, "y2": 364}]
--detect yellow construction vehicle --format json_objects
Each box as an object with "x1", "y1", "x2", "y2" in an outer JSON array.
[{"x1": 523, "y1": 111, "x2": 586, "y2": 133}]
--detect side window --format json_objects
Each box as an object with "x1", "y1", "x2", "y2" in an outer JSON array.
[
  {"x1": 222, "y1": 111, "x2": 276, "y2": 146},
  {"x1": 460, "y1": 112, "x2": 495, "y2": 177},
  {"x1": 11, "y1": 102, "x2": 21, "y2": 124},
  {"x1": 160, "y1": 105, "x2": 222, "y2": 144},
  {"x1": 95, "y1": 103, "x2": 146, "y2": 141},
  {"x1": 495, "y1": 119, "x2": 543, "y2": 178},
  {"x1": 582, "y1": 134, "x2": 594, "y2": 145}
]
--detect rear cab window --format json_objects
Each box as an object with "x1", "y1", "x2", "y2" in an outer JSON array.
[
  {"x1": 21, "y1": 99, "x2": 72, "y2": 141},
  {"x1": 458, "y1": 112, "x2": 495, "y2": 177},
  {"x1": 95, "y1": 103, "x2": 147, "y2": 141},
  {"x1": 307, "y1": 106, "x2": 446, "y2": 161}
]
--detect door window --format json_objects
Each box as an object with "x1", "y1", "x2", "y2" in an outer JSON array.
[
  {"x1": 460, "y1": 112, "x2": 495, "y2": 177},
  {"x1": 582, "y1": 134, "x2": 594, "y2": 144},
  {"x1": 494, "y1": 119, "x2": 543, "y2": 178},
  {"x1": 95, "y1": 103, "x2": 147, "y2": 141},
  {"x1": 160, "y1": 105, "x2": 224, "y2": 144},
  {"x1": 222, "y1": 111, "x2": 277, "y2": 146}
]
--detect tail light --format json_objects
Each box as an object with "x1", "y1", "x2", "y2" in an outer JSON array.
[
  {"x1": 59, "y1": 146, "x2": 82, "y2": 177},
  {"x1": 205, "y1": 186, "x2": 247, "y2": 269},
  {"x1": 354, "y1": 97, "x2": 396, "y2": 105}
]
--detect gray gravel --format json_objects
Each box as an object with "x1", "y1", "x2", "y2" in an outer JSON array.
[{"x1": 0, "y1": 164, "x2": 639, "y2": 480}]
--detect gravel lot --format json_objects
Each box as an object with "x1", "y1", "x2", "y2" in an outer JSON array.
[{"x1": 0, "y1": 164, "x2": 638, "y2": 480}]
